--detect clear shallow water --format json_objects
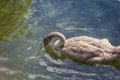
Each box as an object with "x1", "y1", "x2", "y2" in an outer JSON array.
[{"x1": 0, "y1": 0, "x2": 120, "y2": 80}]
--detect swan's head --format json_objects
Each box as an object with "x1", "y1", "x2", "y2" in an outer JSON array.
[
  {"x1": 43, "y1": 32, "x2": 66, "y2": 47},
  {"x1": 43, "y1": 35, "x2": 52, "y2": 46}
]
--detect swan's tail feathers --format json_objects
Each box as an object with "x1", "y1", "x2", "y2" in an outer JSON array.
[
  {"x1": 113, "y1": 46, "x2": 120, "y2": 55},
  {"x1": 116, "y1": 46, "x2": 120, "y2": 54},
  {"x1": 111, "y1": 46, "x2": 120, "y2": 60}
]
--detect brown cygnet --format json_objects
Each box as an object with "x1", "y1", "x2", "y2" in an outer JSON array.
[{"x1": 43, "y1": 32, "x2": 120, "y2": 64}]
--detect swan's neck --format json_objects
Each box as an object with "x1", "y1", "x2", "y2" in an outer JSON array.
[{"x1": 44, "y1": 32, "x2": 66, "y2": 46}]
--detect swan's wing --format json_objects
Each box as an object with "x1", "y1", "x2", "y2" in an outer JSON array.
[
  {"x1": 63, "y1": 41, "x2": 104, "y2": 62},
  {"x1": 88, "y1": 38, "x2": 114, "y2": 52}
]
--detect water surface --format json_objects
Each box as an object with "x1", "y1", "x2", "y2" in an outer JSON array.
[{"x1": 0, "y1": 0, "x2": 120, "y2": 80}]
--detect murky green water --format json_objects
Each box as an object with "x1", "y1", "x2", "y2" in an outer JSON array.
[{"x1": 0, "y1": 0, "x2": 120, "y2": 80}]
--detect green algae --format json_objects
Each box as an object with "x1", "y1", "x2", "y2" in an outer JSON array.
[
  {"x1": 44, "y1": 45, "x2": 66, "y2": 61},
  {"x1": 0, "y1": 0, "x2": 32, "y2": 41}
]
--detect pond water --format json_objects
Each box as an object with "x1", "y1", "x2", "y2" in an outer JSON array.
[{"x1": 0, "y1": 0, "x2": 120, "y2": 80}]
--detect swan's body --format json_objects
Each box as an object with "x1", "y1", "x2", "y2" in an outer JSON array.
[{"x1": 43, "y1": 32, "x2": 120, "y2": 64}]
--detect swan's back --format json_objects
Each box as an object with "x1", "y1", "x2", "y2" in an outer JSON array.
[
  {"x1": 67, "y1": 36, "x2": 114, "y2": 51},
  {"x1": 61, "y1": 36, "x2": 116, "y2": 63}
]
